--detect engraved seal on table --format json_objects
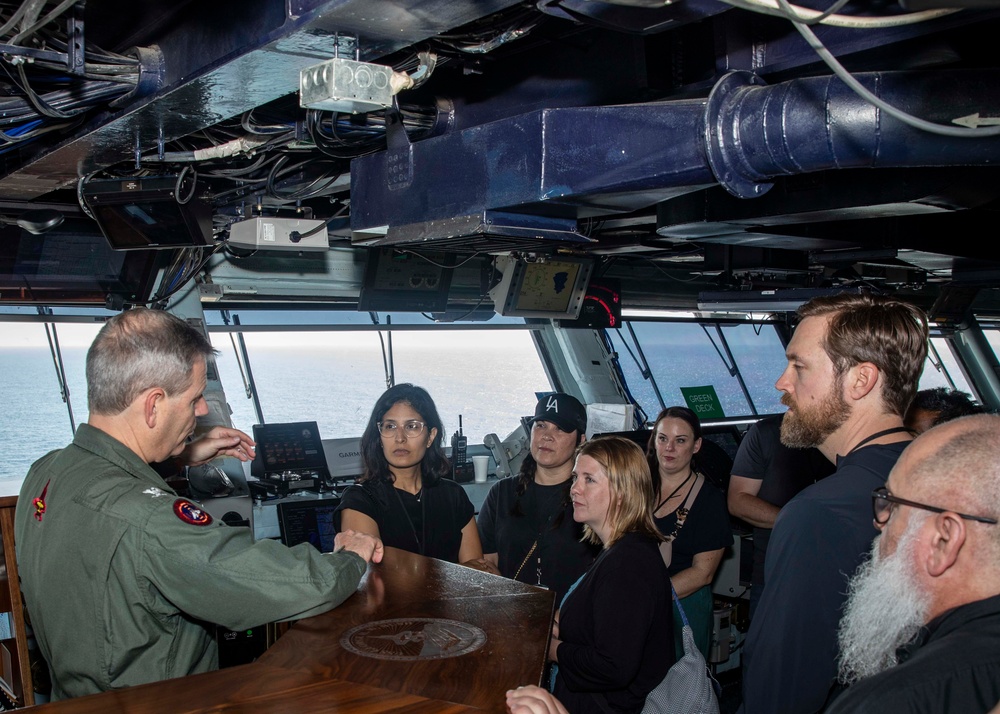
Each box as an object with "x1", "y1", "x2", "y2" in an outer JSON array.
[{"x1": 340, "y1": 618, "x2": 487, "y2": 661}]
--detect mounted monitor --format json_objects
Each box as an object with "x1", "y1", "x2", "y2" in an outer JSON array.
[
  {"x1": 358, "y1": 248, "x2": 454, "y2": 313},
  {"x1": 82, "y1": 176, "x2": 214, "y2": 251},
  {"x1": 561, "y1": 278, "x2": 622, "y2": 329},
  {"x1": 251, "y1": 421, "x2": 331, "y2": 481},
  {"x1": 277, "y1": 497, "x2": 341, "y2": 552},
  {"x1": 490, "y1": 255, "x2": 594, "y2": 319},
  {"x1": 0, "y1": 218, "x2": 161, "y2": 306}
]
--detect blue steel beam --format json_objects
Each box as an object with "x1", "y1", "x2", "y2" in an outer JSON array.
[{"x1": 0, "y1": 0, "x2": 521, "y2": 200}]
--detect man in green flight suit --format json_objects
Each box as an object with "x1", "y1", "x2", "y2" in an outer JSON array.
[{"x1": 15, "y1": 308, "x2": 383, "y2": 700}]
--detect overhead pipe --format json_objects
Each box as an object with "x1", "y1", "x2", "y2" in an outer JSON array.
[
  {"x1": 350, "y1": 68, "x2": 1000, "y2": 242},
  {"x1": 349, "y1": 98, "x2": 719, "y2": 239},
  {"x1": 705, "y1": 69, "x2": 1000, "y2": 198}
]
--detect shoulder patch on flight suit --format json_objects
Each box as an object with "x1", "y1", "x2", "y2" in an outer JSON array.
[
  {"x1": 32, "y1": 480, "x2": 49, "y2": 522},
  {"x1": 172, "y1": 499, "x2": 213, "y2": 526}
]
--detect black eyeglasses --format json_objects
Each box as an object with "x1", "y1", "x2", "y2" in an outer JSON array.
[{"x1": 871, "y1": 487, "x2": 998, "y2": 526}]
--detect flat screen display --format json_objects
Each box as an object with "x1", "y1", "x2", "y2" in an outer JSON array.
[
  {"x1": 493, "y1": 257, "x2": 594, "y2": 319},
  {"x1": 252, "y1": 421, "x2": 329, "y2": 477},
  {"x1": 0, "y1": 218, "x2": 160, "y2": 305},
  {"x1": 277, "y1": 497, "x2": 341, "y2": 552},
  {"x1": 83, "y1": 176, "x2": 214, "y2": 251}
]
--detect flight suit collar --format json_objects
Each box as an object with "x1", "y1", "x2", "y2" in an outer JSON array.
[{"x1": 73, "y1": 423, "x2": 177, "y2": 494}]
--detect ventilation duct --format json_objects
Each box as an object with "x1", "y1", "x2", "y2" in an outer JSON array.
[{"x1": 350, "y1": 69, "x2": 1000, "y2": 249}]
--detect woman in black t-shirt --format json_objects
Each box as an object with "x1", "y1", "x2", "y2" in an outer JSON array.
[
  {"x1": 477, "y1": 393, "x2": 598, "y2": 602},
  {"x1": 335, "y1": 383, "x2": 488, "y2": 566},
  {"x1": 647, "y1": 406, "x2": 732, "y2": 659}
]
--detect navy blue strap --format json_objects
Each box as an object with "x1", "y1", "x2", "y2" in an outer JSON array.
[{"x1": 671, "y1": 582, "x2": 691, "y2": 629}]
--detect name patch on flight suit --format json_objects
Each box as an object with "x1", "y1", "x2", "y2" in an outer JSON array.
[{"x1": 173, "y1": 499, "x2": 213, "y2": 526}]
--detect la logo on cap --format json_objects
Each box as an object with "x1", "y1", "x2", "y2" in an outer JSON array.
[{"x1": 546, "y1": 395, "x2": 559, "y2": 413}]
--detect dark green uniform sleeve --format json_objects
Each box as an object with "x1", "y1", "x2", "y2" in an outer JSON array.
[{"x1": 132, "y1": 498, "x2": 366, "y2": 631}]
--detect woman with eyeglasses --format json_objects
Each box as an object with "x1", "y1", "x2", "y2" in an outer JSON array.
[{"x1": 334, "y1": 383, "x2": 487, "y2": 565}]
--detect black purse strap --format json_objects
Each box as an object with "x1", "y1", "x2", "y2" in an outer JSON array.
[
  {"x1": 514, "y1": 539, "x2": 539, "y2": 580},
  {"x1": 660, "y1": 473, "x2": 704, "y2": 568}
]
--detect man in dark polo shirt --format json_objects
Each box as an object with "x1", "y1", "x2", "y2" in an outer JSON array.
[
  {"x1": 739, "y1": 293, "x2": 928, "y2": 714},
  {"x1": 728, "y1": 413, "x2": 834, "y2": 617}
]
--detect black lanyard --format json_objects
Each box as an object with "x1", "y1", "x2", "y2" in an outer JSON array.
[
  {"x1": 392, "y1": 485, "x2": 426, "y2": 556},
  {"x1": 845, "y1": 426, "x2": 911, "y2": 457}
]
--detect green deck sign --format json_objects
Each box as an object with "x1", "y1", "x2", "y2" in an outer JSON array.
[{"x1": 680, "y1": 385, "x2": 725, "y2": 420}]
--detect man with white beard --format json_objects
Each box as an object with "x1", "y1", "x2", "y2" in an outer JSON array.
[
  {"x1": 740, "y1": 293, "x2": 929, "y2": 714},
  {"x1": 826, "y1": 414, "x2": 1000, "y2": 713}
]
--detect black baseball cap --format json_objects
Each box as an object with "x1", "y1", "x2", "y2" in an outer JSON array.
[{"x1": 532, "y1": 393, "x2": 587, "y2": 435}]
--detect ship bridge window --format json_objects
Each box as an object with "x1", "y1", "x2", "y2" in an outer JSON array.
[
  {"x1": 0, "y1": 307, "x2": 109, "y2": 483},
  {"x1": 608, "y1": 318, "x2": 787, "y2": 419},
  {"x1": 206, "y1": 310, "x2": 551, "y2": 446},
  {"x1": 0, "y1": 306, "x2": 551, "y2": 485},
  {"x1": 608, "y1": 316, "x2": 971, "y2": 422},
  {"x1": 921, "y1": 335, "x2": 975, "y2": 395}
]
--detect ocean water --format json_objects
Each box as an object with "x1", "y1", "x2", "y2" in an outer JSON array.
[
  {"x1": 0, "y1": 330, "x2": 554, "y2": 484},
  {"x1": 0, "y1": 346, "x2": 86, "y2": 486},
  {"x1": 212, "y1": 336, "x2": 555, "y2": 454},
  {"x1": 0, "y1": 324, "x2": 958, "y2": 489}
]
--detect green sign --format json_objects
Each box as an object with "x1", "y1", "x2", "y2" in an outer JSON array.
[{"x1": 680, "y1": 385, "x2": 725, "y2": 419}]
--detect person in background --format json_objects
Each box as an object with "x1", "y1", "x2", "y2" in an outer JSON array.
[
  {"x1": 336, "y1": 383, "x2": 489, "y2": 567},
  {"x1": 739, "y1": 293, "x2": 929, "y2": 714},
  {"x1": 727, "y1": 413, "x2": 835, "y2": 617},
  {"x1": 903, "y1": 386, "x2": 984, "y2": 434},
  {"x1": 648, "y1": 406, "x2": 732, "y2": 659},
  {"x1": 826, "y1": 414, "x2": 1000, "y2": 713},
  {"x1": 477, "y1": 393, "x2": 599, "y2": 602},
  {"x1": 15, "y1": 308, "x2": 383, "y2": 700},
  {"x1": 549, "y1": 436, "x2": 674, "y2": 714}
]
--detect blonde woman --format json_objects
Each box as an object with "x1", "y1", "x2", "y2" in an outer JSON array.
[{"x1": 549, "y1": 436, "x2": 674, "y2": 714}]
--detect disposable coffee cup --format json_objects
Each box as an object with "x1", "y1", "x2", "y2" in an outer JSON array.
[{"x1": 472, "y1": 455, "x2": 490, "y2": 483}]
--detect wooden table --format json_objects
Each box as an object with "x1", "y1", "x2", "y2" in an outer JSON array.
[
  {"x1": 27, "y1": 547, "x2": 555, "y2": 712},
  {"x1": 24, "y1": 664, "x2": 482, "y2": 713}
]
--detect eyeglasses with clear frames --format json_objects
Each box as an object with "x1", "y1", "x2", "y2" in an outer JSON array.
[
  {"x1": 378, "y1": 420, "x2": 427, "y2": 439},
  {"x1": 871, "y1": 486, "x2": 998, "y2": 526}
]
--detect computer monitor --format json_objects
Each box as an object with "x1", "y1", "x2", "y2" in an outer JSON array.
[
  {"x1": 0, "y1": 218, "x2": 161, "y2": 305},
  {"x1": 82, "y1": 176, "x2": 214, "y2": 251},
  {"x1": 277, "y1": 497, "x2": 341, "y2": 552},
  {"x1": 251, "y1": 421, "x2": 331, "y2": 481},
  {"x1": 490, "y1": 256, "x2": 593, "y2": 319}
]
